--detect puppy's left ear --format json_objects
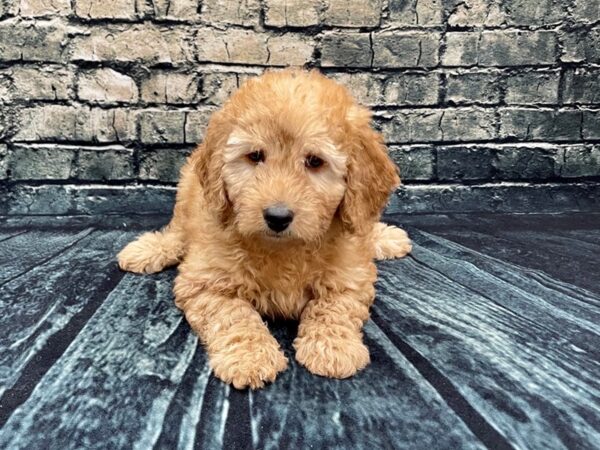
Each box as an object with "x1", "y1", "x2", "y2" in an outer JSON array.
[
  {"x1": 339, "y1": 105, "x2": 400, "y2": 235},
  {"x1": 190, "y1": 111, "x2": 232, "y2": 224}
]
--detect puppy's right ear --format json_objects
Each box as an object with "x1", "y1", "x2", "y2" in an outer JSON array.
[{"x1": 191, "y1": 113, "x2": 232, "y2": 223}]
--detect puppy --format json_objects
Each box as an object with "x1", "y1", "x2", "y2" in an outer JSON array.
[{"x1": 118, "y1": 69, "x2": 412, "y2": 389}]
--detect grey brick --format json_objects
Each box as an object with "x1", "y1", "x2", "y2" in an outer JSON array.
[
  {"x1": 333, "y1": 72, "x2": 439, "y2": 106},
  {"x1": 264, "y1": 0, "x2": 319, "y2": 27},
  {"x1": 389, "y1": 145, "x2": 435, "y2": 181},
  {"x1": 0, "y1": 107, "x2": 18, "y2": 140},
  {"x1": 437, "y1": 146, "x2": 494, "y2": 180},
  {"x1": 140, "y1": 110, "x2": 186, "y2": 144},
  {"x1": 502, "y1": 0, "x2": 565, "y2": 26},
  {"x1": 492, "y1": 145, "x2": 560, "y2": 179},
  {"x1": 185, "y1": 109, "x2": 215, "y2": 144},
  {"x1": 139, "y1": 148, "x2": 192, "y2": 182},
  {"x1": 71, "y1": 25, "x2": 193, "y2": 65},
  {"x1": 0, "y1": 144, "x2": 7, "y2": 180},
  {"x1": 196, "y1": 29, "x2": 313, "y2": 66},
  {"x1": 443, "y1": 33, "x2": 481, "y2": 66},
  {"x1": 583, "y1": 111, "x2": 600, "y2": 140},
  {"x1": 388, "y1": 0, "x2": 443, "y2": 26},
  {"x1": 499, "y1": 108, "x2": 583, "y2": 141},
  {"x1": 572, "y1": 0, "x2": 600, "y2": 23},
  {"x1": 153, "y1": 0, "x2": 198, "y2": 21},
  {"x1": 75, "y1": 0, "x2": 136, "y2": 19},
  {"x1": 377, "y1": 108, "x2": 495, "y2": 143},
  {"x1": 320, "y1": 33, "x2": 372, "y2": 68},
  {"x1": 78, "y1": 68, "x2": 139, "y2": 104},
  {"x1": 201, "y1": 72, "x2": 240, "y2": 105},
  {"x1": 8, "y1": 144, "x2": 75, "y2": 180},
  {"x1": 15, "y1": 105, "x2": 138, "y2": 142},
  {"x1": 445, "y1": 71, "x2": 501, "y2": 105},
  {"x1": 563, "y1": 68, "x2": 600, "y2": 104},
  {"x1": 77, "y1": 146, "x2": 134, "y2": 180},
  {"x1": 323, "y1": 0, "x2": 381, "y2": 27},
  {"x1": 505, "y1": 71, "x2": 560, "y2": 105},
  {"x1": 562, "y1": 145, "x2": 600, "y2": 177},
  {"x1": 560, "y1": 29, "x2": 600, "y2": 64},
  {"x1": 479, "y1": 31, "x2": 557, "y2": 67},
  {"x1": 437, "y1": 144, "x2": 561, "y2": 181},
  {"x1": 141, "y1": 71, "x2": 201, "y2": 104},
  {"x1": 373, "y1": 31, "x2": 440, "y2": 68},
  {"x1": 0, "y1": 18, "x2": 69, "y2": 62},
  {"x1": 447, "y1": 0, "x2": 504, "y2": 27},
  {"x1": 20, "y1": 0, "x2": 71, "y2": 16},
  {"x1": 9, "y1": 65, "x2": 74, "y2": 101},
  {"x1": 200, "y1": 0, "x2": 258, "y2": 25}
]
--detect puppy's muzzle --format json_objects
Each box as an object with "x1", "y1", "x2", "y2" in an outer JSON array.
[{"x1": 263, "y1": 205, "x2": 294, "y2": 233}]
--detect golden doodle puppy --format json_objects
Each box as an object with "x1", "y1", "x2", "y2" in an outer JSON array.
[{"x1": 118, "y1": 69, "x2": 412, "y2": 389}]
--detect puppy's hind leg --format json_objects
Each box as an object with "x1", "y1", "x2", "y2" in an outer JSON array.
[
  {"x1": 372, "y1": 222, "x2": 412, "y2": 260},
  {"x1": 118, "y1": 225, "x2": 185, "y2": 274}
]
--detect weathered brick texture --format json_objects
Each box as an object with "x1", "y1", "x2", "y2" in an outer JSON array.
[{"x1": 0, "y1": 0, "x2": 598, "y2": 215}]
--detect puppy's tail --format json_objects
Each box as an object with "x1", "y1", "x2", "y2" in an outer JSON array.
[
  {"x1": 372, "y1": 222, "x2": 412, "y2": 260},
  {"x1": 117, "y1": 225, "x2": 185, "y2": 274}
]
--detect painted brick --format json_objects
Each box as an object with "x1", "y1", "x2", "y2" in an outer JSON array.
[
  {"x1": 562, "y1": 145, "x2": 600, "y2": 177},
  {"x1": 323, "y1": 0, "x2": 381, "y2": 27},
  {"x1": 9, "y1": 65, "x2": 74, "y2": 101},
  {"x1": 504, "y1": 71, "x2": 560, "y2": 105},
  {"x1": 583, "y1": 111, "x2": 600, "y2": 140},
  {"x1": 479, "y1": 31, "x2": 557, "y2": 67},
  {"x1": 75, "y1": 0, "x2": 136, "y2": 20},
  {"x1": 560, "y1": 29, "x2": 600, "y2": 64},
  {"x1": 377, "y1": 108, "x2": 496, "y2": 143},
  {"x1": 320, "y1": 32, "x2": 372, "y2": 68},
  {"x1": 196, "y1": 29, "x2": 313, "y2": 66},
  {"x1": 264, "y1": 0, "x2": 319, "y2": 27},
  {"x1": 499, "y1": 108, "x2": 583, "y2": 141},
  {"x1": 389, "y1": 145, "x2": 435, "y2": 181},
  {"x1": 373, "y1": 31, "x2": 440, "y2": 68},
  {"x1": 139, "y1": 148, "x2": 192, "y2": 182},
  {"x1": 8, "y1": 144, "x2": 75, "y2": 180},
  {"x1": 0, "y1": 18, "x2": 69, "y2": 62},
  {"x1": 332, "y1": 72, "x2": 439, "y2": 106},
  {"x1": 0, "y1": 144, "x2": 7, "y2": 180},
  {"x1": 70, "y1": 25, "x2": 193, "y2": 64},
  {"x1": 141, "y1": 71, "x2": 201, "y2": 104},
  {"x1": 200, "y1": 0, "x2": 258, "y2": 25},
  {"x1": 185, "y1": 108, "x2": 215, "y2": 144},
  {"x1": 139, "y1": 110, "x2": 186, "y2": 144},
  {"x1": 502, "y1": 0, "x2": 565, "y2": 26},
  {"x1": 447, "y1": 0, "x2": 504, "y2": 27},
  {"x1": 153, "y1": 0, "x2": 198, "y2": 21},
  {"x1": 445, "y1": 71, "x2": 501, "y2": 105},
  {"x1": 20, "y1": 0, "x2": 71, "y2": 16},
  {"x1": 77, "y1": 146, "x2": 135, "y2": 180},
  {"x1": 563, "y1": 68, "x2": 600, "y2": 104},
  {"x1": 443, "y1": 33, "x2": 481, "y2": 66},
  {"x1": 78, "y1": 68, "x2": 139, "y2": 104},
  {"x1": 572, "y1": 0, "x2": 600, "y2": 23},
  {"x1": 388, "y1": 0, "x2": 443, "y2": 25}
]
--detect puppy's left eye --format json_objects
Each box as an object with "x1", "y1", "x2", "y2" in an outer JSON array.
[{"x1": 305, "y1": 155, "x2": 324, "y2": 169}]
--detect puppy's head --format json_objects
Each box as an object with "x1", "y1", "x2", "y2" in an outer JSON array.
[{"x1": 193, "y1": 70, "x2": 399, "y2": 243}]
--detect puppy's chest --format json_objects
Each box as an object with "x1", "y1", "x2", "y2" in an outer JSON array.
[{"x1": 237, "y1": 256, "x2": 319, "y2": 319}]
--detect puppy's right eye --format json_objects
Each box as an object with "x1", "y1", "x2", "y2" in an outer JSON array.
[{"x1": 246, "y1": 150, "x2": 265, "y2": 164}]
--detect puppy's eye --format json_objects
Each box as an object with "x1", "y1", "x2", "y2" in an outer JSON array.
[
  {"x1": 246, "y1": 150, "x2": 265, "y2": 164},
  {"x1": 305, "y1": 155, "x2": 324, "y2": 169}
]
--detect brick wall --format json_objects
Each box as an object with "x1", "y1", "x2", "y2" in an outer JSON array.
[{"x1": 0, "y1": 0, "x2": 599, "y2": 216}]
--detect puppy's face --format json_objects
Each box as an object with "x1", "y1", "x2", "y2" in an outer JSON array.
[
  {"x1": 222, "y1": 117, "x2": 347, "y2": 242},
  {"x1": 195, "y1": 70, "x2": 400, "y2": 244}
]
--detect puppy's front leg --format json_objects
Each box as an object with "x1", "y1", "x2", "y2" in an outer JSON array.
[
  {"x1": 294, "y1": 288, "x2": 372, "y2": 379},
  {"x1": 176, "y1": 287, "x2": 288, "y2": 389}
]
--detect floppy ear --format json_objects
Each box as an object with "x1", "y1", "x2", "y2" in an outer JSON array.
[
  {"x1": 191, "y1": 113, "x2": 232, "y2": 224},
  {"x1": 339, "y1": 106, "x2": 400, "y2": 235}
]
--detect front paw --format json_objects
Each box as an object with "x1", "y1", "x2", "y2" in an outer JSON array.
[
  {"x1": 294, "y1": 330, "x2": 370, "y2": 379},
  {"x1": 373, "y1": 223, "x2": 412, "y2": 260},
  {"x1": 209, "y1": 333, "x2": 288, "y2": 389}
]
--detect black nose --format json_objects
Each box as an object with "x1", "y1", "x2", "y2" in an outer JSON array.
[{"x1": 263, "y1": 205, "x2": 294, "y2": 233}]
